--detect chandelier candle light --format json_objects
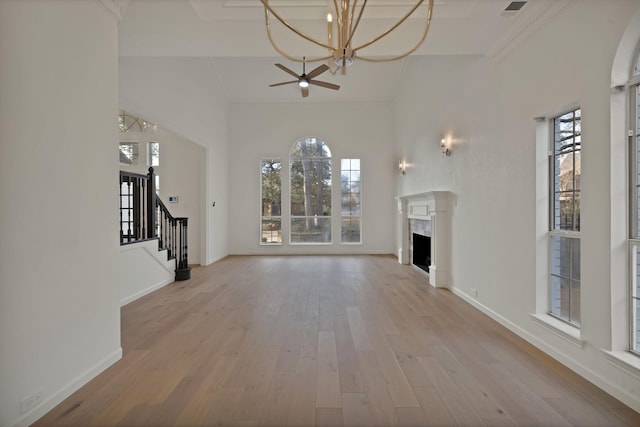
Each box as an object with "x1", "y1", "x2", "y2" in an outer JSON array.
[{"x1": 260, "y1": 0, "x2": 434, "y2": 74}]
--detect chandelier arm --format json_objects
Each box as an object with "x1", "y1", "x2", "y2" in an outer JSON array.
[
  {"x1": 261, "y1": 0, "x2": 333, "y2": 51},
  {"x1": 341, "y1": 0, "x2": 349, "y2": 49},
  {"x1": 355, "y1": 0, "x2": 432, "y2": 62},
  {"x1": 348, "y1": 0, "x2": 357, "y2": 41},
  {"x1": 352, "y1": 0, "x2": 427, "y2": 52},
  {"x1": 332, "y1": 0, "x2": 341, "y2": 47},
  {"x1": 268, "y1": 31, "x2": 332, "y2": 63},
  {"x1": 345, "y1": 0, "x2": 367, "y2": 48}
]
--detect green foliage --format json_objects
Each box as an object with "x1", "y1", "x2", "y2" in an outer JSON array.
[
  {"x1": 261, "y1": 159, "x2": 281, "y2": 216},
  {"x1": 290, "y1": 139, "x2": 332, "y2": 219}
]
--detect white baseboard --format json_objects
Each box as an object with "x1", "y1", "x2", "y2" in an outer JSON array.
[
  {"x1": 10, "y1": 348, "x2": 122, "y2": 427},
  {"x1": 204, "y1": 253, "x2": 227, "y2": 266},
  {"x1": 120, "y1": 277, "x2": 173, "y2": 306},
  {"x1": 450, "y1": 287, "x2": 640, "y2": 414}
]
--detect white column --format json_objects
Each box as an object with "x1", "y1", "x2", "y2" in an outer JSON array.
[
  {"x1": 428, "y1": 192, "x2": 452, "y2": 288},
  {"x1": 396, "y1": 197, "x2": 409, "y2": 264}
]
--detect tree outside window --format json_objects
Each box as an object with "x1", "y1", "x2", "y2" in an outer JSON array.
[
  {"x1": 261, "y1": 159, "x2": 282, "y2": 244},
  {"x1": 290, "y1": 138, "x2": 332, "y2": 244},
  {"x1": 549, "y1": 108, "x2": 581, "y2": 326}
]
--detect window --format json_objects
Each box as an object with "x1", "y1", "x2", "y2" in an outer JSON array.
[
  {"x1": 630, "y1": 66, "x2": 640, "y2": 353},
  {"x1": 119, "y1": 142, "x2": 139, "y2": 165},
  {"x1": 341, "y1": 159, "x2": 361, "y2": 243},
  {"x1": 120, "y1": 180, "x2": 134, "y2": 242},
  {"x1": 148, "y1": 141, "x2": 160, "y2": 167},
  {"x1": 290, "y1": 137, "x2": 332, "y2": 244},
  {"x1": 549, "y1": 108, "x2": 581, "y2": 326},
  {"x1": 261, "y1": 159, "x2": 282, "y2": 244}
]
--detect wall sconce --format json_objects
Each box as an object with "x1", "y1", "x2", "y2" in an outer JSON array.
[
  {"x1": 440, "y1": 138, "x2": 452, "y2": 157},
  {"x1": 398, "y1": 160, "x2": 406, "y2": 175}
]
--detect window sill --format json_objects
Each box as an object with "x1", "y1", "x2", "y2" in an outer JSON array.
[
  {"x1": 289, "y1": 242, "x2": 333, "y2": 245},
  {"x1": 530, "y1": 313, "x2": 584, "y2": 348},
  {"x1": 603, "y1": 350, "x2": 640, "y2": 381}
]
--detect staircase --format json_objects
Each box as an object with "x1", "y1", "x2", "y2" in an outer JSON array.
[{"x1": 119, "y1": 167, "x2": 191, "y2": 281}]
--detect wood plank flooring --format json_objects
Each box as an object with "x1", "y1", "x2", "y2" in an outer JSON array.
[{"x1": 33, "y1": 255, "x2": 640, "y2": 426}]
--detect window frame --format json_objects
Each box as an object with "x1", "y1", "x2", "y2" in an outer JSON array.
[
  {"x1": 340, "y1": 158, "x2": 362, "y2": 244},
  {"x1": 289, "y1": 137, "x2": 333, "y2": 245},
  {"x1": 119, "y1": 142, "x2": 139, "y2": 165},
  {"x1": 629, "y1": 70, "x2": 640, "y2": 355},
  {"x1": 548, "y1": 107, "x2": 582, "y2": 327},
  {"x1": 148, "y1": 141, "x2": 160, "y2": 167},
  {"x1": 260, "y1": 158, "x2": 283, "y2": 245}
]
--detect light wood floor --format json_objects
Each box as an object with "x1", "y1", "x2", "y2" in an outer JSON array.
[{"x1": 34, "y1": 255, "x2": 640, "y2": 426}]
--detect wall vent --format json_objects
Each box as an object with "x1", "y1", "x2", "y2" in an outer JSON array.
[{"x1": 502, "y1": 1, "x2": 527, "y2": 16}]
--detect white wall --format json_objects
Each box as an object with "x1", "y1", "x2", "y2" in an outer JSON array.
[
  {"x1": 394, "y1": 0, "x2": 640, "y2": 412},
  {"x1": 119, "y1": 56, "x2": 229, "y2": 265},
  {"x1": 228, "y1": 103, "x2": 396, "y2": 255},
  {"x1": 0, "y1": 2, "x2": 121, "y2": 426},
  {"x1": 119, "y1": 241, "x2": 174, "y2": 307}
]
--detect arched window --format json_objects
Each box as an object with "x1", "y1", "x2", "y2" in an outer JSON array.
[{"x1": 290, "y1": 137, "x2": 332, "y2": 244}]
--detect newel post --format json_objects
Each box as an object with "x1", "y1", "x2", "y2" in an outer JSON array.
[
  {"x1": 147, "y1": 167, "x2": 156, "y2": 239},
  {"x1": 175, "y1": 217, "x2": 191, "y2": 281}
]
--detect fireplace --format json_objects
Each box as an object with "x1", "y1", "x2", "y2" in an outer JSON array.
[
  {"x1": 396, "y1": 191, "x2": 451, "y2": 288},
  {"x1": 412, "y1": 233, "x2": 431, "y2": 272}
]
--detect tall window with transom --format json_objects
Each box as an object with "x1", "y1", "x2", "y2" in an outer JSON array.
[
  {"x1": 629, "y1": 48, "x2": 640, "y2": 354},
  {"x1": 261, "y1": 159, "x2": 282, "y2": 244},
  {"x1": 341, "y1": 158, "x2": 361, "y2": 243},
  {"x1": 290, "y1": 137, "x2": 332, "y2": 244},
  {"x1": 549, "y1": 108, "x2": 581, "y2": 326}
]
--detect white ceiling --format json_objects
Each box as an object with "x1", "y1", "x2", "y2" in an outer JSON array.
[{"x1": 118, "y1": 0, "x2": 570, "y2": 104}]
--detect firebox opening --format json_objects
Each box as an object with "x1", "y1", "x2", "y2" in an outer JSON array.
[{"x1": 412, "y1": 233, "x2": 431, "y2": 273}]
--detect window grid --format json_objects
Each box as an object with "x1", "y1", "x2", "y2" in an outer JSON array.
[
  {"x1": 631, "y1": 79, "x2": 640, "y2": 354},
  {"x1": 148, "y1": 141, "x2": 160, "y2": 167},
  {"x1": 549, "y1": 234, "x2": 581, "y2": 326},
  {"x1": 630, "y1": 242, "x2": 640, "y2": 354},
  {"x1": 549, "y1": 108, "x2": 581, "y2": 326},
  {"x1": 552, "y1": 109, "x2": 581, "y2": 232},
  {"x1": 119, "y1": 142, "x2": 139, "y2": 165},
  {"x1": 260, "y1": 159, "x2": 282, "y2": 245},
  {"x1": 341, "y1": 159, "x2": 361, "y2": 244}
]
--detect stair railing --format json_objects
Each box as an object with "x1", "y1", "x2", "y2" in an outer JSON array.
[{"x1": 119, "y1": 167, "x2": 191, "y2": 281}]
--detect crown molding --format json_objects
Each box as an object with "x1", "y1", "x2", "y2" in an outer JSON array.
[
  {"x1": 95, "y1": 0, "x2": 130, "y2": 22},
  {"x1": 487, "y1": 0, "x2": 574, "y2": 63}
]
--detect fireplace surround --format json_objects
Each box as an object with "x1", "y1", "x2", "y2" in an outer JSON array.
[{"x1": 396, "y1": 191, "x2": 452, "y2": 288}]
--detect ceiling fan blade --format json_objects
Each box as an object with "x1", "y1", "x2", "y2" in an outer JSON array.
[
  {"x1": 269, "y1": 80, "x2": 298, "y2": 87},
  {"x1": 301, "y1": 87, "x2": 309, "y2": 98},
  {"x1": 306, "y1": 64, "x2": 329, "y2": 80},
  {"x1": 309, "y1": 80, "x2": 340, "y2": 90},
  {"x1": 275, "y1": 63, "x2": 299, "y2": 79}
]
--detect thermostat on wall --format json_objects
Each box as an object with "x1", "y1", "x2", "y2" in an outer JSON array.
[{"x1": 168, "y1": 196, "x2": 178, "y2": 203}]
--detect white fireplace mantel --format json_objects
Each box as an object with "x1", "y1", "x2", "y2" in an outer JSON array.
[{"x1": 396, "y1": 191, "x2": 452, "y2": 288}]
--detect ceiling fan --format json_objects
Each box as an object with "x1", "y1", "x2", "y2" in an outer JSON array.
[{"x1": 269, "y1": 59, "x2": 340, "y2": 98}]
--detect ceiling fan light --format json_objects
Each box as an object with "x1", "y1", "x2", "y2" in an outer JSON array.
[
  {"x1": 334, "y1": 56, "x2": 354, "y2": 68},
  {"x1": 298, "y1": 78, "x2": 309, "y2": 88},
  {"x1": 332, "y1": 48, "x2": 355, "y2": 68}
]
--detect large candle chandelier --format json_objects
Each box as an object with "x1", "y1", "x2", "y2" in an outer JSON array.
[{"x1": 260, "y1": 0, "x2": 434, "y2": 74}]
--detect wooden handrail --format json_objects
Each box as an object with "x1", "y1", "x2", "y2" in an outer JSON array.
[{"x1": 119, "y1": 167, "x2": 190, "y2": 280}]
